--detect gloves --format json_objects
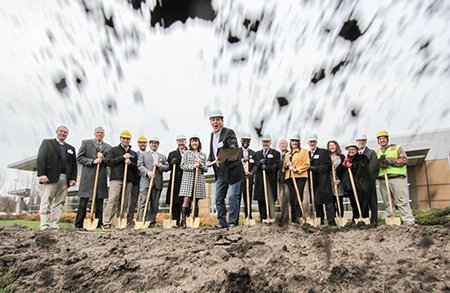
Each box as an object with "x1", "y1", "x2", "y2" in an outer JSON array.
[
  {"x1": 171, "y1": 157, "x2": 180, "y2": 165},
  {"x1": 342, "y1": 157, "x2": 352, "y2": 168},
  {"x1": 379, "y1": 155, "x2": 388, "y2": 169}
]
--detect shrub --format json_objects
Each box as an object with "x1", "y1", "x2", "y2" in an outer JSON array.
[{"x1": 414, "y1": 207, "x2": 450, "y2": 225}]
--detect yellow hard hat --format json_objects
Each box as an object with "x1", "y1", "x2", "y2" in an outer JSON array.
[
  {"x1": 137, "y1": 136, "x2": 147, "y2": 143},
  {"x1": 119, "y1": 130, "x2": 131, "y2": 138},
  {"x1": 376, "y1": 130, "x2": 389, "y2": 138}
]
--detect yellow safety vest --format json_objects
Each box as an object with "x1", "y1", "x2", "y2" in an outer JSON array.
[{"x1": 377, "y1": 145, "x2": 407, "y2": 177}]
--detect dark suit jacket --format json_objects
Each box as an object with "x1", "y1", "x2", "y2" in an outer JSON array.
[
  {"x1": 309, "y1": 147, "x2": 333, "y2": 204},
  {"x1": 165, "y1": 149, "x2": 185, "y2": 204},
  {"x1": 105, "y1": 144, "x2": 138, "y2": 182},
  {"x1": 254, "y1": 148, "x2": 280, "y2": 201},
  {"x1": 361, "y1": 147, "x2": 379, "y2": 181},
  {"x1": 238, "y1": 147, "x2": 257, "y2": 175},
  {"x1": 208, "y1": 127, "x2": 243, "y2": 184},
  {"x1": 37, "y1": 138, "x2": 77, "y2": 187}
]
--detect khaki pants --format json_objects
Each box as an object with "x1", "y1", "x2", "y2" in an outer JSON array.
[
  {"x1": 379, "y1": 177, "x2": 415, "y2": 224},
  {"x1": 39, "y1": 174, "x2": 68, "y2": 229},
  {"x1": 103, "y1": 180, "x2": 132, "y2": 226}
]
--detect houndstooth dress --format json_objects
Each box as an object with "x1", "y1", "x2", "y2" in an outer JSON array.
[{"x1": 179, "y1": 150, "x2": 207, "y2": 199}]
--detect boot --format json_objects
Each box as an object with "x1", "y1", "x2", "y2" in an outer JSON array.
[
  {"x1": 181, "y1": 207, "x2": 188, "y2": 229},
  {"x1": 194, "y1": 207, "x2": 199, "y2": 218}
]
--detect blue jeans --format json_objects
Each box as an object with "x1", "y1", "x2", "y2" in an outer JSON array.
[{"x1": 216, "y1": 174, "x2": 241, "y2": 226}]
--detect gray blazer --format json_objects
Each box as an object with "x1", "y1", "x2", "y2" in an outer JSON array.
[
  {"x1": 138, "y1": 151, "x2": 169, "y2": 190},
  {"x1": 77, "y1": 139, "x2": 112, "y2": 199}
]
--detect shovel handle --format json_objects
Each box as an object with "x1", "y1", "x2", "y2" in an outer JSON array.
[
  {"x1": 119, "y1": 163, "x2": 129, "y2": 218},
  {"x1": 245, "y1": 161, "x2": 252, "y2": 218},
  {"x1": 190, "y1": 165, "x2": 199, "y2": 222},
  {"x1": 309, "y1": 171, "x2": 317, "y2": 215},
  {"x1": 89, "y1": 163, "x2": 101, "y2": 220},
  {"x1": 168, "y1": 163, "x2": 177, "y2": 220},
  {"x1": 291, "y1": 171, "x2": 306, "y2": 219},
  {"x1": 347, "y1": 168, "x2": 363, "y2": 217},
  {"x1": 383, "y1": 169, "x2": 396, "y2": 219},
  {"x1": 330, "y1": 162, "x2": 342, "y2": 218},
  {"x1": 262, "y1": 169, "x2": 271, "y2": 220},
  {"x1": 142, "y1": 166, "x2": 157, "y2": 222}
]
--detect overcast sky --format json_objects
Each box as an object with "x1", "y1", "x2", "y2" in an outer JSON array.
[{"x1": 1, "y1": 0, "x2": 449, "y2": 193}]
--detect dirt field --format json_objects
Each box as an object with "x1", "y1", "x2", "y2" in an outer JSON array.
[{"x1": 1, "y1": 223, "x2": 449, "y2": 292}]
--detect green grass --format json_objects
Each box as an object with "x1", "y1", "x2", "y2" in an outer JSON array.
[
  {"x1": 0, "y1": 220, "x2": 74, "y2": 230},
  {"x1": 0, "y1": 270, "x2": 16, "y2": 293}
]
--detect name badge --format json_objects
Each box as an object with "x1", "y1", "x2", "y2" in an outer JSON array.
[
  {"x1": 218, "y1": 141, "x2": 224, "y2": 148},
  {"x1": 314, "y1": 154, "x2": 319, "y2": 159},
  {"x1": 67, "y1": 149, "x2": 74, "y2": 155},
  {"x1": 267, "y1": 154, "x2": 273, "y2": 158},
  {"x1": 249, "y1": 159, "x2": 254, "y2": 163}
]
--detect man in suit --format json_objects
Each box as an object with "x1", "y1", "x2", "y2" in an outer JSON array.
[
  {"x1": 307, "y1": 134, "x2": 336, "y2": 226},
  {"x1": 37, "y1": 125, "x2": 77, "y2": 230},
  {"x1": 206, "y1": 110, "x2": 243, "y2": 228},
  {"x1": 238, "y1": 134, "x2": 257, "y2": 223},
  {"x1": 356, "y1": 134, "x2": 380, "y2": 225},
  {"x1": 165, "y1": 134, "x2": 187, "y2": 227},
  {"x1": 126, "y1": 135, "x2": 148, "y2": 227},
  {"x1": 74, "y1": 127, "x2": 112, "y2": 229},
  {"x1": 102, "y1": 130, "x2": 138, "y2": 229},
  {"x1": 254, "y1": 136, "x2": 280, "y2": 221},
  {"x1": 138, "y1": 137, "x2": 169, "y2": 227}
]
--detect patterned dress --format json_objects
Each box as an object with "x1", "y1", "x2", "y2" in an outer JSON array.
[{"x1": 179, "y1": 150, "x2": 208, "y2": 199}]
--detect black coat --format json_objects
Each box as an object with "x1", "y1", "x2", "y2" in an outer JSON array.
[
  {"x1": 342, "y1": 154, "x2": 371, "y2": 197},
  {"x1": 208, "y1": 127, "x2": 243, "y2": 184},
  {"x1": 105, "y1": 144, "x2": 138, "y2": 183},
  {"x1": 309, "y1": 147, "x2": 333, "y2": 205},
  {"x1": 165, "y1": 149, "x2": 184, "y2": 205},
  {"x1": 238, "y1": 147, "x2": 257, "y2": 176},
  {"x1": 254, "y1": 148, "x2": 280, "y2": 201},
  {"x1": 361, "y1": 147, "x2": 380, "y2": 181},
  {"x1": 37, "y1": 139, "x2": 77, "y2": 187}
]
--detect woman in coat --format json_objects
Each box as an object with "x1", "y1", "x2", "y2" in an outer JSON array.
[
  {"x1": 327, "y1": 140, "x2": 346, "y2": 218},
  {"x1": 283, "y1": 136, "x2": 310, "y2": 224},
  {"x1": 179, "y1": 135, "x2": 208, "y2": 228},
  {"x1": 342, "y1": 143, "x2": 371, "y2": 222}
]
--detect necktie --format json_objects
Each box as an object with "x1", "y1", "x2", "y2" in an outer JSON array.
[{"x1": 263, "y1": 150, "x2": 267, "y2": 157}]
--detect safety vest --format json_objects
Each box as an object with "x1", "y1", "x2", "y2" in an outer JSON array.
[{"x1": 377, "y1": 145, "x2": 407, "y2": 177}]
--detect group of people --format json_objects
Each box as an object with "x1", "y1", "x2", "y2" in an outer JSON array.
[{"x1": 36, "y1": 111, "x2": 415, "y2": 231}]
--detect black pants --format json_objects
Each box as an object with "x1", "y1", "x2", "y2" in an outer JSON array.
[
  {"x1": 347, "y1": 190, "x2": 369, "y2": 220},
  {"x1": 315, "y1": 202, "x2": 335, "y2": 225},
  {"x1": 127, "y1": 183, "x2": 140, "y2": 225},
  {"x1": 257, "y1": 200, "x2": 267, "y2": 221},
  {"x1": 171, "y1": 202, "x2": 182, "y2": 226},
  {"x1": 239, "y1": 178, "x2": 253, "y2": 219},
  {"x1": 286, "y1": 177, "x2": 307, "y2": 222},
  {"x1": 75, "y1": 197, "x2": 104, "y2": 228},
  {"x1": 334, "y1": 196, "x2": 344, "y2": 217},
  {"x1": 366, "y1": 181, "x2": 378, "y2": 224}
]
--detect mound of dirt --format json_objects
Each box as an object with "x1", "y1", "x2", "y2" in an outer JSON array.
[{"x1": 1, "y1": 224, "x2": 449, "y2": 292}]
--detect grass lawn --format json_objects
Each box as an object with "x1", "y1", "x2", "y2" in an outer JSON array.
[{"x1": 0, "y1": 220, "x2": 74, "y2": 230}]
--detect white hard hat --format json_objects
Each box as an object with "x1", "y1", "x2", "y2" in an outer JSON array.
[
  {"x1": 355, "y1": 134, "x2": 367, "y2": 141},
  {"x1": 261, "y1": 135, "x2": 272, "y2": 141},
  {"x1": 345, "y1": 143, "x2": 358, "y2": 150},
  {"x1": 290, "y1": 134, "x2": 301, "y2": 141},
  {"x1": 241, "y1": 133, "x2": 252, "y2": 140},
  {"x1": 208, "y1": 110, "x2": 224, "y2": 119},
  {"x1": 189, "y1": 134, "x2": 200, "y2": 140},
  {"x1": 149, "y1": 136, "x2": 160, "y2": 143},
  {"x1": 308, "y1": 134, "x2": 318, "y2": 142},
  {"x1": 176, "y1": 134, "x2": 186, "y2": 141}
]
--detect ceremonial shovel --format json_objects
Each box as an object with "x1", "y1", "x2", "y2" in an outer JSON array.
[
  {"x1": 186, "y1": 166, "x2": 200, "y2": 228},
  {"x1": 290, "y1": 171, "x2": 310, "y2": 225},
  {"x1": 262, "y1": 169, "x2": 275, "y2": 223},
  {"x1": 308, "y1": 171, "x2": 321, "y2": 226},
  {"x1": 243, "y1": 161, "x2": 256, "y2": 226},
  {"x1": 383, "y1": 169, "x2": 402, "y2": 225},
  {"x1": 113, "y1": 163, "x2": 129, "y2": 229},
  {"x1": 163, "y1": 163, "x2": 178, "y2": 229},
  {"x1": 134, "y1": 166, "x2": 156, "y2": 230},
  {"x1": 347, "y1": 168, "x2": 370, "y2": 224},
  {"x1": 83, "y1": 163, "x2": 100, "y2": 231},
  {"x1": 331, "y1": 164, "x2": 347, "y2": 227}
]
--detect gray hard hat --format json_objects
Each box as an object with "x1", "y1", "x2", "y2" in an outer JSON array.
[
  {"x1": 176, "y1": 134, "x2": 186, "y2": 141},
  {"x1": 355, "y1": 134, "x2": 367, "y2": 141},
  {"x1": 208, "y1": 110, "x2": 224, "y2": 119},
  {"x1": 261, "y1": 135, "x2": 272, "y2": 141},
  {"x1": 307, "y1": 134, "x2": 318, "y2": 142}
]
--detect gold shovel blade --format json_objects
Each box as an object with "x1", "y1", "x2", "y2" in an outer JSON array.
[
  {"x1": 249, "y1": 219, "x2": 256, "y2": 225},
  {"x1": 113, "y1": 218, "x2": 127, "y2": 229},
  {"x1": 163, "y1": 219, "x2": 177, "y2": 229},
  {"x1": 305, "y1": 217, "x2": 314, "y2": 226},
  {"x1": 192, "y1": 217, "x2": 200, "y2": 228},
  {"x1": 134, "y1": 221, "x2": 145, "y2": 230},
  {"x1": 83, "y1": 218, "x2": 98, "y2": 231},
  {"x1": 386, "y1": 217, "x2": 402, "y2": 226},
  {"x1": 186, "y1": 217, "x2": 194, "y2": 228}
]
